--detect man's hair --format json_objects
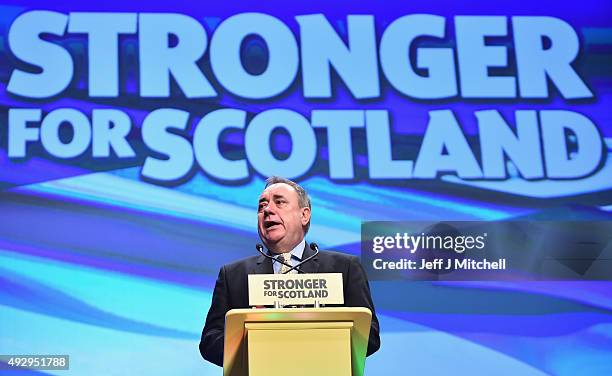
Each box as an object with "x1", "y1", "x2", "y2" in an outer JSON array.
[{"x1": 264, "y1": 176, "x2": 311, "y2": 233}]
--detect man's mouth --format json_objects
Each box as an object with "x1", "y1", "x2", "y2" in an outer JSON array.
[{"x1": 264, "y1": 221, "x2": 282, "y2": 230}]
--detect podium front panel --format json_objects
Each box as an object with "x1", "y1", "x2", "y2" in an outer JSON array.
[
  {"x1": 247, "y1": 322, "x2": 351, "y2": 376},
  {"x1": 223, "y1": 307, "x2": 371, "y2": 376}
]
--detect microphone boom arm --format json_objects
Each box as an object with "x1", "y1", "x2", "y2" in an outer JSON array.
[
  {"x1": 255, "y1": 242, "x2": 320, "y2": 274},
  {"x1": 283, "y1": 243, "x2": 319, "y2": 274},
  {"x1": 255, "y1": 243, "x2": 305, "y2": 274}
]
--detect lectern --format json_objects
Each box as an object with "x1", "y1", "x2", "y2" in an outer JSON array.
[{"x1": 223, "y1": 307, "x2": 372, "y2": 376}]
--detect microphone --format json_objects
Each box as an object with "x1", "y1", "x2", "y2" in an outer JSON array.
[
  {"x1": 282, "y1": 242, "x2": 319, "y2": 274},
  {"x1": 255, "y1": 243, "x2": 305, "y2": 274}
]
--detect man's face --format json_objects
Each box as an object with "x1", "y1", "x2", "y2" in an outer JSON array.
[{"x1": 257, "y1": 183, "x2": 310, "y2": 252}]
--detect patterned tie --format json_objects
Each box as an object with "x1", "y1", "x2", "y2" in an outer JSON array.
[{"x1": 278, "y1": 253, "x2": 292, "y2": 274}]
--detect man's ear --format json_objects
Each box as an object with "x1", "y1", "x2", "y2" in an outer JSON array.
[{"x1": 301, "y1": 207, "x2": 311, "y2": 226}]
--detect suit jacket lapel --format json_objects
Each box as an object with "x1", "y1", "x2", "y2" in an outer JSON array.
[
  {"x1": 299, "y1": 242, "x2": 320, "y2": 274},
  {"x1": 252, "y1": 254, "x2": 274, "y2": 274}
]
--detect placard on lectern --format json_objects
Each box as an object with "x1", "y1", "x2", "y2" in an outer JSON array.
[{"x1": 223, "y1": 307, "x2": 372, "y2": 376}]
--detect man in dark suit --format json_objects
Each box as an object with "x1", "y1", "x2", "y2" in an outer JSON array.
[{"x1": 199, "y1": 176, "x2": 380, "y2": 367}]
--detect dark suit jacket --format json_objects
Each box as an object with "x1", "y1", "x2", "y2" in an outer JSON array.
[{"x1": 199, "y1": 243, "x2": 381, "y2": 367}]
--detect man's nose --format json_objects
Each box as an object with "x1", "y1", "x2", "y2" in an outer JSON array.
[{"x1": 263, "y1": 202, "x2": 276, "y2": 215}]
